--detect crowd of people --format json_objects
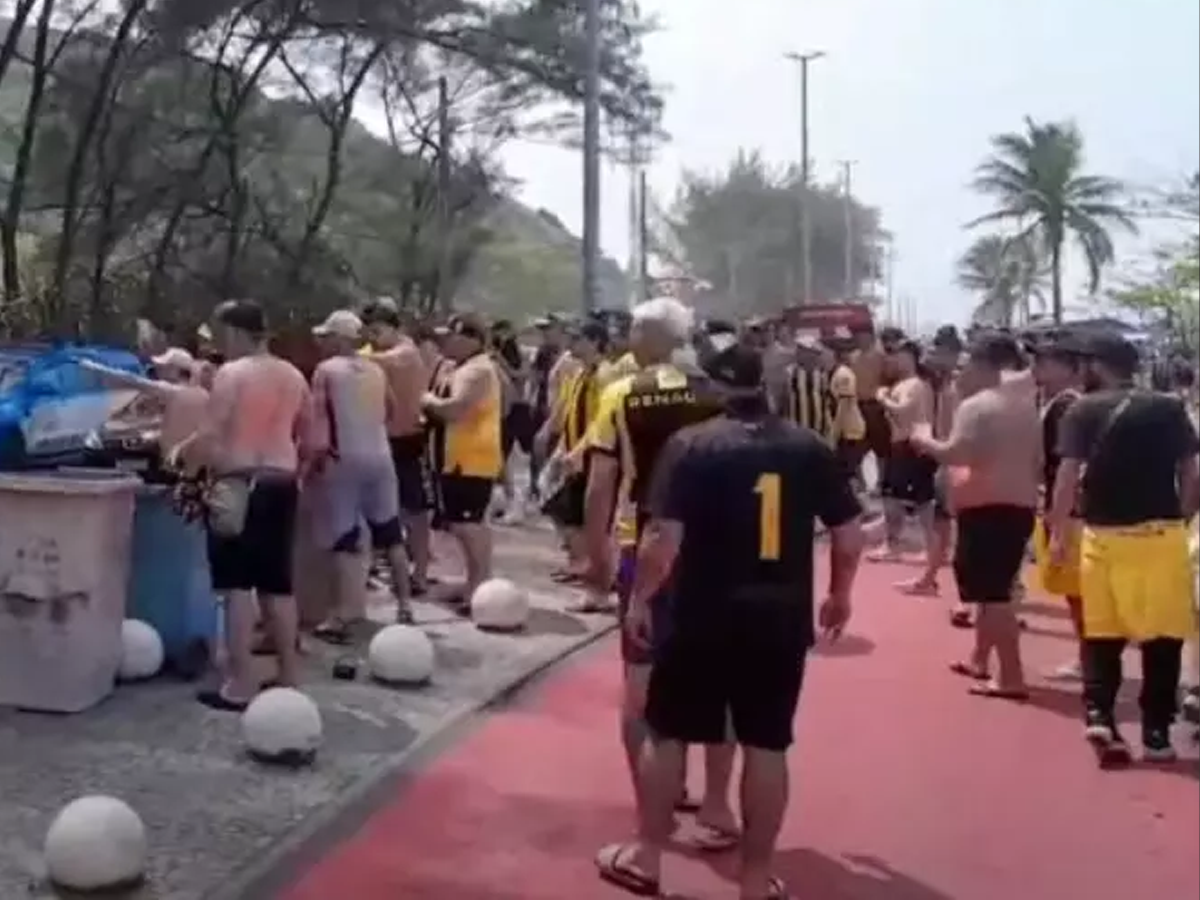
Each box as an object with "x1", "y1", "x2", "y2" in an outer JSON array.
[{"x1": 90, "y1": 296, "x2": 1198, "y2": 900}]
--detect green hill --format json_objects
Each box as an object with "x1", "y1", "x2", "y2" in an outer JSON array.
[{"x1": 0, "y1": 29, "x2": 628, "y2": 327}]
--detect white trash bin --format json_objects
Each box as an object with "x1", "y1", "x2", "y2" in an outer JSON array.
[{"x1": 0, "y1": 470, "x2": 139, "y2": 712}]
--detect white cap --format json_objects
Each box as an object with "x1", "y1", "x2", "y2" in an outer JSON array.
[
  {"x1": 313, "y1": 309, "x2": 363, "y2": 340},
  {"x1": 150, "y1": 347, "x2": 197, "y2": 371}
]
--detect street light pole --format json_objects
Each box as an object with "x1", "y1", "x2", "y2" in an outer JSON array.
[
  {"x1": 785, "y1": 50, "x2": 824, "y2": 306},
  {"x1": 839, "y1": 159, "x2": 856, "y2": 301},
  {"x1": 582, "y1": 0, "x2": 602, "y2": 313}
]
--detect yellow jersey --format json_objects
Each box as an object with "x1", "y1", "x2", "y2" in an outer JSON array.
[{"x1": 438, "y1": 353, "x2": 503, "y2": 479}]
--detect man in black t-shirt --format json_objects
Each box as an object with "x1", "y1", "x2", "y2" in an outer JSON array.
[
  {"x1": 1031, "y1": 338, "x2": 1086, "y2": 680},
  {"x1": 1051, "y1": 333, "x2": 1200, "y2": 766},
  {"x1": 596, "y1": 344, "x2": 864, "y2": 900}
]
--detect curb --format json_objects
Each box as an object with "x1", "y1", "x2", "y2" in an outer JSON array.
[{"x1": 203, "y1": 619, "x2": 619, "y2": 900}]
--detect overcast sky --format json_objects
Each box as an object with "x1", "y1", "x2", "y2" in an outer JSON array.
[{"x1": 499, "y1": 0, "x2": 1200, "y2": 325}]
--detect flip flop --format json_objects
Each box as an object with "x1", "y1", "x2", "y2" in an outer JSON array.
[
  {"x1": 949, "y1": 661, "x2": 989, "y2": 680},
  {"x1": 949, "y1": 609, "x2": 973, "y2": 629},
  {"x1": 968, "y1": 682, "x2": 1030, "y2": 702},
  {"x1": 595, "y1": 843, "x2": 660, "y2": 897},
  {"x1": 196, "y1": 687, "x2": 251, "y2": 712},
  {"x1": 312, "y1": 622, "x2": 353, "y2": 646},
  {"x1": 689, "y1": 822, "x2": 741, "y2": 852},
  {"x1": 674, "y1": 794, "x2": 701, "y2": 813},
  {"x1": 756, "y1": 875, "x2": 792, "y2": 899}
]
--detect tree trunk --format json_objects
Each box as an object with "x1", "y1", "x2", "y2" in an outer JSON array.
[
  {"x1": 1, "y1": 0, "x2": 56, "y2": 310},
  {"x1": 1050, "y1": 238, "x2": 1064, "y2": 324},
  {"x1": 0, "y1": 0, "x2": 38, "y2": 89}
]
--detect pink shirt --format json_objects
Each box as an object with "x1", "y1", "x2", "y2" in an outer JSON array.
[{"x1": 206, "y1": 354, "x2": 311, "y2": 474}]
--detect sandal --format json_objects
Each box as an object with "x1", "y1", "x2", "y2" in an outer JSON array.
[
  {"x1": 968, "y1": 682, "x2": 1030, "y2": 702},
  {"x1": 196, "y1": 686, "x2": 251, "y2": 712},
  {"x1": 689, "y1": 822, "x2": 741, "y2": 852},
  {"x1": 595, "y1": 843, "x2": 660, "y2": 897},
  {"x1": 748, "y1": 875, "x2": 792, "y2": 899},
  {"x1": 313, "y1": 620, "x2": 353, "y2": 646},
  {"x1": 949, "y1": 609, "x2": 973, "y2": 629},
  {"x1": 674, "y1": 794, "x2": 701, "y2": 813},
  {"x1": 949, "y1": 661, "x2": 989, "y2": 680}
]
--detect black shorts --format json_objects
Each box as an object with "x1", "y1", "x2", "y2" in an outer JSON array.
[
  {"x1": 645, "y1": 599, "x2": 808, "y2": 752},
  {"x1": 953, "y1": 504, "x2": 1035, "y2": 603},
  {"x1": 880, "y1": 441, "x2": 938, "y2": 506},
  {"x1": 438, "y1": 474, "x2": 493, "y2": 524},
  {"x1": 502, "y1": 403, "x2": 536, "y2": 457},
  {"x1": 859, "y1": 399, "x2": 892, "y2": 459},
  {"x1": 389, "y1": 434, "x2": 435, "y2": 513},
  {"x1": 836, "y1": 439, "x2": 867, "y2": 481},
  {"x1": 546, "y1": 467, "x2": 588, "y2": 528},
  {"x1": 207, "y1": 476, "x2": 298, "y2": 596}
]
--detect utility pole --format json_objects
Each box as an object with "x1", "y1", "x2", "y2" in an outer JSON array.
[
  {"x1": 582, "y1": 0, "x2": 602, "y2": 313},
  {"x1": 436, "y1": 76, "x2": 452, "y2": 314},
  {"x1": 884, "y1": 237, "x2": 896, "y2": 324},
  {"x1": 638, "y1": 169, "x2": 650, "y2": 302},
  {"x1": 785, "y1": 50, "x2": 825, "y2": 305},
  {"x1": 839, "y1": 160, "x2": 855, "y2": 301}
]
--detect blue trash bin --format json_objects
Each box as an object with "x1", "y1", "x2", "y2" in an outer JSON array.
[{"x1": 126, "y1": 486, "x2": 217, "y2": 678}]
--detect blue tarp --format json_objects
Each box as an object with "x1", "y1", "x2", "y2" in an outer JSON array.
[{"x1": 0, "y1": 344, "x2": 144, "y2": 468}]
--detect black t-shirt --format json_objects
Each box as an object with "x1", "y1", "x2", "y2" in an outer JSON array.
[
  {"x1": 1040, "y1": 389, "x2": 1079, "y2": 494},
  {"x1": 647, "y1": 413, "x2": 862, "y2": 646},
  {"x1": 1057, "y1": 389, "x2": 1199, "y2": 526}
]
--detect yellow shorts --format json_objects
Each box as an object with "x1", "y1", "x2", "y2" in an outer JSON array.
[
  {"x1": 1031, "y1": 517, "x2": 1081, "y2": 598},
  {"x1": 1080, "y1": 520, "x2": 1198, "y2": 641}
]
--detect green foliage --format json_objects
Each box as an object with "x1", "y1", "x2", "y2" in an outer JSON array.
[
  {"x1": 957, "y1": 233, "x2": 1047, "y2": 327},
  {"x1": 1111, "y1": 237, "x2": 1199, "y2": 354},
  {"x1": 969, "y1": 117, "x2": 1136, "y2": 324},
  {"x1": 0, "y1": 0, "x2": 655, "y2": 338},
  {"x1": 663, "y1": 150, "x2": 881, "y2": 315}
]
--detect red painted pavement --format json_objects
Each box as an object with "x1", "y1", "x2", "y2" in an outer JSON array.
[{"x1": 279, "y1": 563, "x2": 1198, "y2": 900}]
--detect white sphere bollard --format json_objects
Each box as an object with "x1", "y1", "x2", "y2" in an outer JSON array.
[
  {"x1": 367, "y1": 624, "x2": 435, "y2": 686},
  {"x1": 471, "y1": 578, "x2": 530, "y2": 632},
  {"x1": 118, "y1": 619, "x2": 164, "y2": 682},
  {"x1": 241, "y1": 687, "x2": 323, "y2": 767},
  {"x1": 44, "y1": 795, "x2": 147, "y2": 892}
]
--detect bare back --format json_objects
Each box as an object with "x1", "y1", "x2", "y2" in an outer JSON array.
[
  {"x1": 886, "y1": 375, "x2": 934, "y2": 441},
  {"x1": 951, "y1": 375, "x2": 1041, "y2": 509},
  {"x1": 208, "y1": 355, "x2": 310, "y2": 474},
  {"x1": 374, "y1": 338, "x2": 427, "y2": 437}
]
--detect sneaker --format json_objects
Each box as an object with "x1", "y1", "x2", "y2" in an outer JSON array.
[
  {"x1": 1047, "y1": 660, "x2": 1083, "y2": 682},
  {"x1": 1084, "y1": 711, "x2": 1132, "y2": 767},
  {"x1": 1142, "y1": 728, "x2": 1177, "y2": 763},
  {"x1": 1182, "y1": 687, "x2": 1200, "y2": 725}
]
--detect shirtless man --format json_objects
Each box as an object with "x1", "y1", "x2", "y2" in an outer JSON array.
[
  {"x1": 850, "y1": 325, "x2": 890, "y2": 488},
  {"x1": 911, "y1": 333, "x2": 1040, "y2": 700},
  {"x1": 871, "y1": 340, "x2": 936, "y2": 562},
  {"x1": 309, "y1": 310, "x2": 413, "y2": 637},
  {"x1": 192, "y1": 299, "x2": 311, "y2": 711},
  {"x1": 362, "y1": 302, "x2": 433, "y2": 594}
]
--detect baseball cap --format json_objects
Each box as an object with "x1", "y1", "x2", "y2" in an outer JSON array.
[
  {"x1": 704, "y1": 344, "x2": 764, "y2": 390},
  {"x1": 360, "y1": 300, "x2": 401, "y2": 328},
  {"x1": 312, "y1": 309, "x2": 364, "y2": 340},
  {"x1": 447, "y1": 313, "x2": 488, "y2": 342},
  {"x1": 1034, "y1": 334, "x2": 1088, "y2": 364},
  {"x1": 213, "y1": 299, "x2": 267, "y2": 336},
  {"x1": 1084, "y1": 332, "x2": 1139, "y2": 373},
  {"x1": 967, "y1": 331, "x2": 1024, "y2": 369},
  {"x1": 149, "y1": 347, "x2": 197, "y2": 372},
  {"x1": 932, "y1": 324, "x2": 963, "y2": 351}
]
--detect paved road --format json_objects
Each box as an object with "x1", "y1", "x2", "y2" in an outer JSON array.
[
  {"x1": 0, "y1": 518, "x2": 611, "y2": 900},
  {"x1": 275, "y1": 560, "x2": 1198, "y2": 900}
]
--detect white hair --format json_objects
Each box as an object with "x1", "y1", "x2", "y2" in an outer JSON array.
[{"x1": 631, "y1": 296, "x2": 694, "y2": 344}]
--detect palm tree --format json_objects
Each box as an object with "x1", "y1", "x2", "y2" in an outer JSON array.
[
  {"x1": 957, "y1": 234, "x2": 1047, "y2": 327},
  {"x1": 970, "y1": 117, "x2": 1136, "y2": 323}
]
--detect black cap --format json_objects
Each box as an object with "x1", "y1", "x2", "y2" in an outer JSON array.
[
  {"x1": 448, "y1": 313, "x2": 488, "y2": 342},
  {"x1": 360, "y1": 300, "x2": 401, "y2": 328},
  {"x1": 932, "y1": 324, "x2": 963, "y2": 352},
  {"x1": 1085, "y1": 332, "x2": 1139, "y2": 374},
  {"x1": 967, "y1": 331, "x2": 1024, "y2": 369},
  {"x1": 576, "y1": 320, "x2": 609, "y2": 347},
  {"x1": 704, "y1": 344, "x2": 764, "y2": 390},
  {"x1": 213, "y1": 299, "x2": 267, "y2": 337},
  {"x1": 1034, "y1": 335, "x2": 1088, "y2": 364}
]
